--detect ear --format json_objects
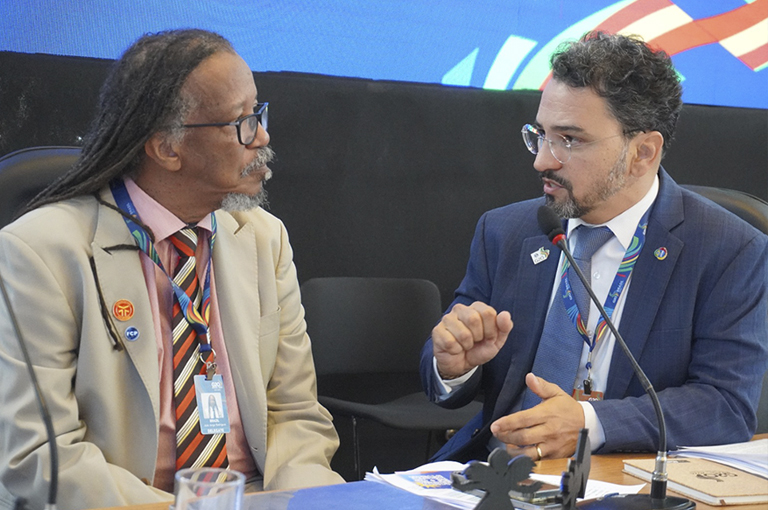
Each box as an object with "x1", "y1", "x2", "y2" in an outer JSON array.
[
  {"x1": 629, "y1": 131, "x2": 664, "y2": 177},
  {"x1": 144, "y1": 132, "x2": 182, "y2": 172}
]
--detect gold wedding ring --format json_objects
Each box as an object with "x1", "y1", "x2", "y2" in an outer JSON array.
[{"x1": 535, "y1": 444, "x2": 543, "y2": 461}]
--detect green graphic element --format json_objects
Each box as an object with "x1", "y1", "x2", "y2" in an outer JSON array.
[
  {"x1": 512, "y1": 0, "x2": 635, "y2": 90},
  {"x1": 483, "y1": 35, "x2": 537, "y2": 90},
  {"x1": 442, "y1": 48, "x2": 479, "y2": 86}
]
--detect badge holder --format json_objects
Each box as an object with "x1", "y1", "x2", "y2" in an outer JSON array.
[{"x1": 193, "y1": 348, "x2": 231, "y2": 435}]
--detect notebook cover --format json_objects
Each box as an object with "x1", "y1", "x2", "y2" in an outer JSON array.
[{"x1": 623, "y1": 457, "x2": 768, "y2": 506}]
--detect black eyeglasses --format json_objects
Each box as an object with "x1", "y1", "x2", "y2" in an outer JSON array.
[{"x1": 183, "y1": 102, "x2": 268, "y2": 146}]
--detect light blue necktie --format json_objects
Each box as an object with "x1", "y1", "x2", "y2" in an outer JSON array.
[{"x1": 520, "y1": 225, "x2": 614, "y2": 409}]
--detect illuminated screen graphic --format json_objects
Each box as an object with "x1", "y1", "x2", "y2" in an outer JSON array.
[{"x1": 1, "y1": 0, "x2": 766, "y2": 108}]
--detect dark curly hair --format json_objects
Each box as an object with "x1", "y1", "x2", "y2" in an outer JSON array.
[
  {"x1": 20, "y1": 28, "x2": 234, "y2": 214},
  {"x1": 550, "y1": 31, "x2": 682, "y2": 153}
]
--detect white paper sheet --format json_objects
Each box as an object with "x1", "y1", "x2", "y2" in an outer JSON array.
[
  {"x1": 365, "y1": 461, "x2": 645, "y2": 509},
  {"x1": 672, "y1": 438, "x2": 768, "y2": 478}
]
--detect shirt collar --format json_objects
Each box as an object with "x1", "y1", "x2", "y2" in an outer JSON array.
[
  {"x1": 123, "y1": 177, "x2": 213, "y2": 242},
  {"x1": 566, "y1": 174, "x2": 659, "y2": 251}
]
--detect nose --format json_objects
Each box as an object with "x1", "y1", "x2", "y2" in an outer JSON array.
[
  {"x1": 533, "y1": 140, "x2": 562, "y2": 173},
  {"x1": 247, "y1": 124, "x2": 270, "y2": 148}
]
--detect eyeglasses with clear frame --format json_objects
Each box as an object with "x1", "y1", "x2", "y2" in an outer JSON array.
[
  {"x1": 521, "y1": 123, "x2": 624, "y2": 164},
  {"x1": 183, "y1": 102, "x2": 268, "y2": 146}
]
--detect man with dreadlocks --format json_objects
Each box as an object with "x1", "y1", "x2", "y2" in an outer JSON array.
[{"x1": 0, "y1": 29, "x2": 344, "y2": 509}]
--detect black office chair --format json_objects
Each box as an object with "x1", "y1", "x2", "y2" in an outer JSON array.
[
  {"x1": 682, "y1": 184, "x2": 768, "y2": 434},
  {"x1": 301, "y1": 277, "x2": 482, "y2": 480},
  {"x1": 0, "y1": 146, "x2": 80, "y2": 228},
  {"x1": 682, "y1": 184, "x2": 768, "y2": 235}
]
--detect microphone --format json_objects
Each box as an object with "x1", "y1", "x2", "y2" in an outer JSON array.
[
  {"x1": 537, "y1": 205, "x2": 694, "y2": 510},
  {"x1": 537, "y1": 204, "x2": 566, "y2": 245},
  {"x1": 0, "y1": 271, "x2": 58, "y2": 510}
]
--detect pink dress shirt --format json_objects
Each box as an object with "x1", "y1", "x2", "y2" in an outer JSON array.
[{"x1": 122, "y1": 178, "x2": 258, "y2": 492}]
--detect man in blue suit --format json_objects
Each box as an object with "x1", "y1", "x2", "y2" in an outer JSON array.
[{"x1": 420, "y1": 31, "x2": 768, "y2": 462}]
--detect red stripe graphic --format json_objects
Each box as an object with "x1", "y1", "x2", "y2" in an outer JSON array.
[
  {"x1": 649, "y1": 22, "x2": 715, "y2": 55},
  {"x1": 694, "y1": 0, "x2": 767, "y2": 41},
  {"x1": 599, "y1": 0, "x2": 672, "y2": 34},
  {"x1": 740, "y1": 42, "x2": 768, "y2": 69},
  {"x1": 537, "y1": 0, "x2": 768, "y2": 89}
]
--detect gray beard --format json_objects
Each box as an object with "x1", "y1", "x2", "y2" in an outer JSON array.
[
  {"x1": 220, "y1": 187, "x2": 269, "y2": 212},
  {"x1": 220, "y1": 146, "x2": 274, "y2": 212}
]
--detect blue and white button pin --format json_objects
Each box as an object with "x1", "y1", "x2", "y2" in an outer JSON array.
[{"x1": 125, "y1": 326, "x2": 140, "y2": 342}]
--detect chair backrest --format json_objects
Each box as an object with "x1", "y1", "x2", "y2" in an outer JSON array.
[
  {"x1": 682, "y1": 184, "x2": 768, "y2": 434},
  {"x1": 301, "y1": 277, "x2": 442, "y2": 376},
  {"x1": 0, "y1": 146, "x2": 80, "y2": 228},
  {"x1": 682, "y1": 184, "x2": 768, "y2": 235}
]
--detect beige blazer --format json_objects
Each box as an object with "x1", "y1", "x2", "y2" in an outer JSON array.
[{"x1": 0, "y1": 189, "x2": 343, "y2": 510}]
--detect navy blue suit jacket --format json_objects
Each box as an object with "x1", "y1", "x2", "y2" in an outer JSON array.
[{"x1": 421, "y1": 170, "x2": 768, "y2": 461}]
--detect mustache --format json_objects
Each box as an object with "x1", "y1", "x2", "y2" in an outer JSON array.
[
  {"x1": 242, "y1": 146, "x2": 276, "y2": 177},
  {"x1": 539, "y1": 170, "x2": 572, "y2": 191}
]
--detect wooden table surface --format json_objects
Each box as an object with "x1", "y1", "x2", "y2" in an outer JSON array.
[{"x1": 98, "y1": 444, "x2": 766, "y2": 510}]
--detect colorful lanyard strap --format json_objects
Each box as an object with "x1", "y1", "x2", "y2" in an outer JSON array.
[
  {"x1": 109, "y1": 180, "x2": 217, "y2": 353},
  {"x1": 559, "y1": 209, "x2": 650, "y2": 388}
]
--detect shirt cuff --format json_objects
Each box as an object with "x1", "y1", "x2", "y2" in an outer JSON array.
[
  {"x1": 579, "y1": 401, "x2": 606, "y2": 452},
  {"x1": 432, "y1": 357, "x2": 478, "y2": 399}
]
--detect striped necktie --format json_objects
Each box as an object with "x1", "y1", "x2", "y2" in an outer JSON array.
[{"x1": 170, "y1": 227, "x2": 229, "y2": 469}]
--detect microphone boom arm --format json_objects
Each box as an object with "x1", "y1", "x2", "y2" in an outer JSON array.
[
  {"x1": 0, "y1": 271, "x2": 59, "y2": 510},
  {"x1": 553, "y1": 237, "x2": 670, "y2": 500}
]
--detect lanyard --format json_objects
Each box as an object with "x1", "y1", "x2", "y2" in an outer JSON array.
[
  {"x1": 109, "y1": 180, "x2": 217, "y2": 352},
  {"x1": 559, "y1": 209, "x2": 650, "y2": 389}
]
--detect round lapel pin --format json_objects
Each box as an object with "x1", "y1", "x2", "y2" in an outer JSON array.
[
  {"x1": 112, "y1": 299, "x2": 134, "y2": 321},
  {"x1": 125, "y1": 326, "x2": 140, "y2": 342},
  {"x1": 654, "y1": 247, "x2": 668, "y2": 260}
]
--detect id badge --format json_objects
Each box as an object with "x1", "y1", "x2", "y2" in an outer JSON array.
[
  {"x1": 573, "y1": 388, "x2": 604, "y2": 402},
  {"x1": 193, "y1": 374, "x2": 231, "y2": 434}
]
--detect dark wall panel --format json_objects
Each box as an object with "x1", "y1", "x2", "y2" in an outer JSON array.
[{"x1": 1, "y1": 51, "x2": 766, "y2": 309}]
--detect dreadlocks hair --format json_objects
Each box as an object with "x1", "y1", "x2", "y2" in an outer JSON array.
[
  {"x1": 550, "y1": 31, "x2": 683, "y2": 155},
  {"x1": 19, "y1": 28, "x2": 235, "y2": 216}
]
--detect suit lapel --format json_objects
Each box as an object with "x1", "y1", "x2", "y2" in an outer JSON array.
[
  {"x1": 90, "y1": 189, "x2": 161, "y2": 423},
  {"x1": 605, "y1": 170, "x2": 685, "y2": 399},
  {"x1": 212, "y1": 213, "x2": 268, "y2": 453},
  {"x1": 492, "y1": 232, "x2": 560, "y2": 419}
]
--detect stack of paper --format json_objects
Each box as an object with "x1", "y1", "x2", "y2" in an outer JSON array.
[
  {"x1": 672, "y1": 439, "x2": 768, "y2": 478},
  {"x1": 365, "y1": 461, "x2": 479, "y2": 509},
  {"x1": 365, "y1": 461, "x2": 645, "y2": 509}
]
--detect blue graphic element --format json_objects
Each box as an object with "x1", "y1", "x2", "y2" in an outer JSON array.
[
  {"x1": 672, "y1": 0, "x2": 751, "y2": 19},
  {"x1": 512, "y1": 0, "x2": 634, "y2": 91},
  {"x1": 0, "y1": 0, "x2": 764, "y2": 109},
  {"x1": 442, "y1": 48, "x2": 479, "y2": 87},
  {"x1": 483, "y1": 35, "x2": 537, "y2": 90}
]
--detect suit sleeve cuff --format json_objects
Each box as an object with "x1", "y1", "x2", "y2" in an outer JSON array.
[{"x1": 432, "y1": 357, "x2": 478, "y2": 400}]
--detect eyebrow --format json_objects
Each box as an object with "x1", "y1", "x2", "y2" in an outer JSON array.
[
  {"x1": 210, "y1": 102, "x2": 245, "y2": 121},
  {"x1": 533, "y1": 121, "x2": 587, "y2": 134},
  {"x1": 221, "y1": 99, "x2": 257, "y2": 120}
]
